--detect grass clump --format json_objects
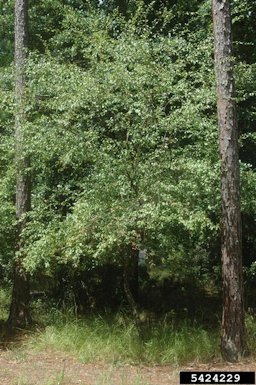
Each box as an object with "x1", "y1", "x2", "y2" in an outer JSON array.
[
  {"x1": 246, "y1": 314, "x2": 256, "y2": 352},
  {"x1": 142, "y1": 322, "x2": 219, "y2": 365},
  {"x1": 28, "y1": 313, "x2": 144, "y2": 364},
  {"x1": 26, "y1": 308, "x2": 220, "y2": 365}
]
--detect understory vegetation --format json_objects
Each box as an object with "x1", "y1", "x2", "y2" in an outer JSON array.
[{"x1": 1, "y1": 288, "x2": 256, "y2": 366}]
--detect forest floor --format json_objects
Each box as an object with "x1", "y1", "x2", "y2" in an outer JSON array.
[{"x1": 0, "y1": 349, "x2": 255, "y2": 385}]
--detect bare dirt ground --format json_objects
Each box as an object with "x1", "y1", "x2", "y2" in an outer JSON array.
[{"x1": 0, "y1": 350, "x2": 255, "y2": 385}]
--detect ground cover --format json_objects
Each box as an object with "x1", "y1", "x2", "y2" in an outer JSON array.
[
  {"x1": 0, "y1": 292, "x2": 255, "y2": 385},
  {"x1": 0, "y1": 349, "x2": 256, "y2": 385}
]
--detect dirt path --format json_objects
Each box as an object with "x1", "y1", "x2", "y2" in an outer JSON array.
[{"x1": 0, "y1": 350, "x2": 255, "y2": 385}]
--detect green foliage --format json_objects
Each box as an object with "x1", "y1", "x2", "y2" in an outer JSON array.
[
  {"x1": 0, "y1": 66, "x2": 15, "y2": 274},
  {"x1": 15, "y1": 28, "x2": 221, "y2": 288},
  {"x1": 0, "y1": 286, "x2": 11, "y2": 319},
  {"x1": 232, "y1": 0, "x2": 256, "y2": 63},
  {"x1": 0, "y1": 0, "x2": 14, "y2": 66},
  {"x1": 0, "y1": 0, "x2": 256, "y2": 317},
  {"x1": 245, "y1": 314, "x2": 256, "y2": 355}
]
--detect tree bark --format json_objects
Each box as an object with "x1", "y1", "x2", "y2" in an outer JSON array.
[
  {"x1": 8, "y1": 0, "x2": 32, "y2": 328},
  {"x1": 123, "y1": 246, "x2": 148, "y2": 339},
  {"x1": 212, "y1": 0, "x2": 246, "y2": 361},
  {"x1": 123, "y1": 245, "x2": 139, "y2": 316}
]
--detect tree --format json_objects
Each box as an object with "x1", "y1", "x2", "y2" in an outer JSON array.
[
  {"x1": 212, "y1": 0, "x2": 246, "y2": 361},
  {"x1": 8, "y1": 0, "x2": 32, "y2": 328}
]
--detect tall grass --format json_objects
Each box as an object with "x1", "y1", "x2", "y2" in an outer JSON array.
[
  {"x1": 246, "y1": 314, "x2": 256, "y2": 353},
  {"x1": 1, "y1": 288, "x2": 256, "y2": 366},
  {"x1": 26, "y1": 307, "x2": 220, "y2": 365}
]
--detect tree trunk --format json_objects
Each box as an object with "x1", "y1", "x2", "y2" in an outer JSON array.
[
  {"x1": 212, "y1": 0, "x2": 246, "y2": 361},
  {"x1": 8, "y1": 0, "x2": 32, "y2": 328},
  {"x1": 123, "y1": 246, "x2": 148, "y2": 339},
  {"x1": 8, "y1": 262, "x2": 32, "y2": 328},
  {"x1": 123, "y1": 245, "x2": 139, "y2": 316}
]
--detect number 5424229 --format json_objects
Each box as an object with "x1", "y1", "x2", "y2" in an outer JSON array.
[
  {"x1": 180, "y1": 371, "x2": 255, "y2": 384},
  {"x1": 191, "y1": 373, "x2": 240, "y2": 383}
]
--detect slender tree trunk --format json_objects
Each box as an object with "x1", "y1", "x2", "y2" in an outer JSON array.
[
  {"x1": 123, "y1": 245, "x2": 139, "y2": 315},
  {"x1": 123, "y1": 245, "x2": 148, "y2": 339},
  {"x1": 8, "y1": 0, "x2": 32, "y2": 328},
  {"x1": 212, "y1": 0, "x2": 246, "y2": 361}
]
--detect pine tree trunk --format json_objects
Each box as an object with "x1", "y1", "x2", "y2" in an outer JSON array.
[
  {"x1": 8, "y1": 0, "x2": 32, "y2": 328},
  {"x1": 212, "y1": 0, "x2": 246, "y2": 361}
]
